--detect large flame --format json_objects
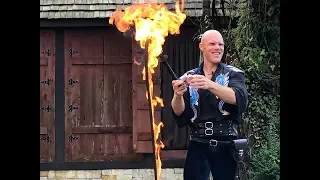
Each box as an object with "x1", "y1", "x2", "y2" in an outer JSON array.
[{"x1": 109, "y1": 1, "x2": 186, "y2": 179}]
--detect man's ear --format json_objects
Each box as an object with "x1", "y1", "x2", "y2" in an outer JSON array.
[{"x1": 199, "y1": 43, "x2": 203, "y2": 51}]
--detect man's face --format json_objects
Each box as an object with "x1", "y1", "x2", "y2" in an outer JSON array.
[{"x1": 199, "y1": 33, "x2": 224, "y2": 64}]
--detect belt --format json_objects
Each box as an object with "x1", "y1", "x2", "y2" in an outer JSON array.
[
  {"x1": 190, "y1": 137, "x2": 232, "y2": 147},
  {"x1": 191, "y1": 128, "x2": 229, "y2": 137},
  {"x1": 191, "y1": 121, "x2": 236, "y2": 137},
  {"x1": 196, "y1": 121, "x2": 232, "y2": 129}
]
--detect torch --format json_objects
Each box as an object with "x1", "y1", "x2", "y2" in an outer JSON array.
[
  {"x1": 158, "y1": 54, "x2": 184, "y2": 88},
  {"x1": 158, "y1": 54, "x2": 179, "y2": 80}
]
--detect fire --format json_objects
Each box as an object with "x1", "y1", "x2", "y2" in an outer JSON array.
[{"x1": 109, "y1": 1, "x2": 186, "y2": 179}]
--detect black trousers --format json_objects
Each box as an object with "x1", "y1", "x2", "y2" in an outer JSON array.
[{"x1": 183, "y1": 140, "x2": 237, "y2": 180}]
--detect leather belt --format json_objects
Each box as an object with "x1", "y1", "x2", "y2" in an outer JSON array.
[
  {"x1": 190, "y1": 137, "x2": 232, "y2": 146},
  {"x1": 196, "y1": 121, "x2": 231, "y2": 129},
  {"x1": 191, "y1": 128, "x2": 229, "y2": 136},
  {"x1": 191, "y1": 121, "x2": 232, "y2": 137}
]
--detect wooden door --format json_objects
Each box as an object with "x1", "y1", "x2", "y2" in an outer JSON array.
[
  {"x1": 64, "y1": 28, "x2": 138, "y2": 162},
  {"x1": 132, "y1": 41, "x2": 162, "y2": 153},
  {"x1": 102, "y1": 29, "x2": 135, "y2": 160},
  {"x1": 40, "y1": 29, "x2": 55, "y2": 163}
]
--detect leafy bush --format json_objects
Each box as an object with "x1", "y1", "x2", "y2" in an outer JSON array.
[{"x1": 249, "y1": 124, "x2": 280, "y2": 180}]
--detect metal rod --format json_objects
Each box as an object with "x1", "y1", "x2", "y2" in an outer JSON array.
[
  {"x1": 144, "y1": 40, "x2": 158, "y2": 180},
  {"x1": 162, "y1": 60, "x2": 178, "y2": 80},
  {"x1": 158, "y1": 54, "x2": 183, "y2": 87}
]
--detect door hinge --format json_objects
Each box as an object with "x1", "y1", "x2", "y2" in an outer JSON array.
[
  {"x1": 40, "y1": 105, "x2": 51, "y2": 112},
  {"x1": 41, "y1": 49, "x2": 51, "y2": 56},
  {"x1": 69, "y1": 49, "x2": 78, "y2": 57},
  {"x1": 40, "y1": 79, "x2": 52, "y2": 85},
  {"x1": 68, "y1": 104, "x2": 78, "y2": 112},
  {"x1": 69, "y1": 135, "x2": 78, "y2": 142},
  {"x1": 68, "y1": 79, "x2": 79, "y2": 85},
  {"x1": 40, "y1": 136, "x2": 51, "y2": 142}
]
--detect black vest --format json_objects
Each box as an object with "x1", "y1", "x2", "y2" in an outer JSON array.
[{"x1": 185, "y1": 63, "x2": 245, "y2": 138}]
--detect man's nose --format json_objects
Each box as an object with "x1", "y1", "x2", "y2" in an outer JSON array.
[{"x1": 213, "y1": 44, "x2": 220, "y2": 49}]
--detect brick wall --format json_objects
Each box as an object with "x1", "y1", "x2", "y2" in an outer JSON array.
[
  {"x1": 40, "y1": 168, "x2": 184, "y2": 180},
  {"x1": 40, "y1": 168, "x2": 215, "y2": 180}
]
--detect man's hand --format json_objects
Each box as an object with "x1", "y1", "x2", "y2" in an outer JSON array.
[
  {"x1": 188, "y1": 74, "x2": 237, "y2": 105},
  {"x1": 187, "y1": 75, "x2": 213, "y2": 90},
  {"x1": 171, "y1": 78, "x2": 187, "y2": 116},
  {"x1": 172, "y1": 79, "x2": 187, "y2": 97}
]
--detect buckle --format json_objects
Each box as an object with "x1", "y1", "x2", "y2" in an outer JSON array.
[
  {"x1": 209, "y1": 139, "x2": 217, "y2": 146},
  {"x1": 204, "y1": 122, "x2": 214, "y2": 136}
]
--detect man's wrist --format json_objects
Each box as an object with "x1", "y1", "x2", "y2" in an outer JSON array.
[
  {"x1": 208, "y1": 81, "x2": 217, "y2": 91},
  {"x1": 173, "y1": 93, "x2": 183, "y2": 100}
]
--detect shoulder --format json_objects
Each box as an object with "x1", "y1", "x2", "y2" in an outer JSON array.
[
  {"x1": 223, "y1": 64, "x2": 245, "y2": 75},
  {"x1": 217, "y1": 64, "x2": 245, "y2": 83}
]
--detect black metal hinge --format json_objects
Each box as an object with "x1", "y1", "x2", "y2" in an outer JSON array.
[
  {"x1": 42, "y1": 49, "x2": 51, "y2": 56},
  {"x1": 68, "y1": 104, "x2": 78, "y2": 112},
  {"x1": 40, "y1": 79, "x2": 52, "y2": 85},
  {"x1": 69, "y1": 135, "x2": 78, "y2": 142},
  {"x1": 40, "y1": 105, "x2": 51, "y2": 112},
  {"x1": 68, "y1": 79, "x2": 79, "y2": 85},
  {"x1": 40, "y1": 136, "x2": 51, "y2": 142},
  {"x1": 69, "y1": 49, "x2": 78, "y2": 57}
]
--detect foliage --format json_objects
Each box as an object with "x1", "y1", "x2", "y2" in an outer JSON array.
[
  {"x1": 249, "y1": 119, "x2": 280, "y2": 180},
  {"x1": 201, "y1": 0, "x2": 280, "y2": 179}
]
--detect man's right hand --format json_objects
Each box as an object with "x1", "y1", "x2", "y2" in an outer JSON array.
[{"x1": 172, "y1": 79, "x2": 187, "y2": 97}]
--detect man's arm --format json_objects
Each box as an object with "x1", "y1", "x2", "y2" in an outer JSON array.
[
  {"x1": 171, "y1": 93, "x2": 192, "y2": 128},
  {"x1": 209, "y1": 71, "x2": 248, "y2": 116},
  {"x1": 171, "y1": 94, "x2": 185, "y2": 116},
  {"x1": 208, "y1": 83, "x2": 236, "y2": 105},
  {"x1": 171, "y1": 79, "x2": 192, "y2": 128}
]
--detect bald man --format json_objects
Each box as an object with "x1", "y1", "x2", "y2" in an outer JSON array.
[{"x1": 171, "y1": 30, "x2": 248, "y2": 180}]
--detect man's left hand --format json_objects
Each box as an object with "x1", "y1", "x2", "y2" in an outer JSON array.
[{"x1": 187, "y1": 75, "x2": 213, "y2": 90}]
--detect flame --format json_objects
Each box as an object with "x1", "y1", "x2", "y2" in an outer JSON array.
[{"x1": 109, "y1": 1, "x2": 186, "y2": 179}]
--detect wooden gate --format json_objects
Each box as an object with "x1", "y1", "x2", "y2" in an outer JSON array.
[
  {"x1": 40, "y1": 29, "x2": 55, "y2": 163},
  {"x1": 64, "y1": 28, "x2": 140, "y2": 162}
]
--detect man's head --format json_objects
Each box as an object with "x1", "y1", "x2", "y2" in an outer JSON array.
[{"x1": 199, "y1": 30, "x2": 224, "y2": 64}]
